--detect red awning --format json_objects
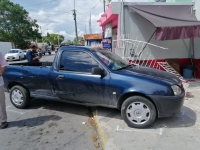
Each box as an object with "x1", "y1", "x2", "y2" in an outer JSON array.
[{"x1": 128, "y1": 4, "x2": 200, "y2": 41}]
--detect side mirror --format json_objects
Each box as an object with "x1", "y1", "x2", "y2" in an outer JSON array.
[{"x1": 92, "y1": 67, "x2": 105, "y2": 77}]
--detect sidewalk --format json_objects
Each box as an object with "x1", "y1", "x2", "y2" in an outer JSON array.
[{"x1": 94, "y1": 79, "x2": 200, "y2": 150}]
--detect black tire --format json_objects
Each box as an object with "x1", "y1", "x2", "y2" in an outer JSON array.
[
  {"x1": 10, "y1": 85, "x2": 31, "y2": 109},
  {"x1": 19, "y1": 56, "x2": 21, "y2": 61},
  {"x1": 121, "y1": 96, "x2": 156, "y2": 128}
]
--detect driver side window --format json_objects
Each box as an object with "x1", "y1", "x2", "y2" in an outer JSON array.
[{"x1": 60, "y1": 51, "x2": 99, "y2": 73}]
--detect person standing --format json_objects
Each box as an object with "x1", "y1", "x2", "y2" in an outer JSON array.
[
  {"x1": 26, "y1": 45, "x2": 41, "y2": 62},
  {"x1": 0, "y1": 52, "x2": 9, "y2": 129}
]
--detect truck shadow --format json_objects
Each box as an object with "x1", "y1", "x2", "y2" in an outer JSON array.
[
  {"x1": 151, "y1": 106, "x2": 197, "y2": 129},
  {"x1": 7, "y1": 115, "x2": 62, "y2": 128},
  {"x1": 29, "y1": 99, "x2": 92, "y2": 117},
  {"x1": 95, "y1": 106, "x2": 197, "y2": 129},
  {"x1": 28, "y1": 99, "x2": 197, "y2": 129}
]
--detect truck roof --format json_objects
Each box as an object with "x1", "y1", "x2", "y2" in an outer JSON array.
[{"x1": 60, "y1": 46, "x2": 102, "y2": 52}]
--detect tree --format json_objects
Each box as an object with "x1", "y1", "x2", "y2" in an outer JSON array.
[
  {"x1": 73, "y1": 36, "x2": 84, "y2": 45},
  {"x1": 42, "y1": 34, "x2": 64, "y2": 45},
  {"x1": 66, "y1": 40, "x2": 71, "y2": 45},
  {"x1": 107, "y1": 0, "x2": 111, "y2": 4},
  {"x1": 0, "y1": 0, "x2": 41, "y2": 48}
]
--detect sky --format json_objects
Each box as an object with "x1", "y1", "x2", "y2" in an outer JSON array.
[{"x1": 10, "y1": 0, "x2": 105, "y2": 41}]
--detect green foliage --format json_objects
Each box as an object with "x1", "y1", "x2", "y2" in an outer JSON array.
[
  {"x1": 107, "y1": 0, "x2": 111, "y2": 4},
  {"x1": 42, "y1": 34, "x2": 64, "y2": 45},
  {"x1": 0, "y1": 0, "x2": 42, "y2": 48},
  {"x1": 73, "y1": 36, "x2": 84, "y2": 45},
  {"x1": 66, "y1": 40, "x2": 71, "y2": 45}
]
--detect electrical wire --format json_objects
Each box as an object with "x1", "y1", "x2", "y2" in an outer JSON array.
[
  {"x1": 30, "y1": 10, "x2": 71, "y2": 18},
  {"x1": 77, "y1": 0, "x2": 101, "y2": 15},
  {"x1": 23, "y1": 0, "x2": 55, "y2": 8}
]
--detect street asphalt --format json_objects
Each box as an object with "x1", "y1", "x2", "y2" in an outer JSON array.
[{"x1": 0, "y1": 52, "x2": 101, "y2": 150}]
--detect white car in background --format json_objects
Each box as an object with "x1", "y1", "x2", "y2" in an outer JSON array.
[
  {"x1": 4, "y1": 49, "x2": 25, "y2": 61},
  {"x1": 22, "y1": 49, "x2": 28, "y2": 58}
]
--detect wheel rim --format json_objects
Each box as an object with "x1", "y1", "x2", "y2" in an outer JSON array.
[
  {"x1": 11, "y1": 89, "x2": 24, "y2": 106},
  {"x1": 126, "y1": 102, "x2": 150, "y2": 125}
]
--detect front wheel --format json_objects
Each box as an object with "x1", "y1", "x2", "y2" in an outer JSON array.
[
  {"x1": 121, "y1": 96, "x2": 156, "y2": 128},
  {"x1": 10, "y1": 85, "x2": 31, "y2": 109}
]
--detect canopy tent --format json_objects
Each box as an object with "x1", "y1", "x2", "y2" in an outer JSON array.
[{"x1": 128, "y1": 4, "x2": 200, "y2": 41}]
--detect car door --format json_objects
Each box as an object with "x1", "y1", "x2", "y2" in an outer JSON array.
[{"x1": 53, "y1": 50, "x2": 111, "y2": 105}]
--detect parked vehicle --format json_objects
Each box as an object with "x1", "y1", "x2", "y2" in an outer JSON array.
[
  {"x1": 22, "y1": 49, "x2": 28, "y2": 59},
  {"x1": 4, "y1": 49, "x2": 25, "y2": 61},
  {"x1": 3, "y1": 46, "x2": 185, "y2": 128},
  {"x1": 48, "y1": 49, "x2": 51, "y2": 55}
]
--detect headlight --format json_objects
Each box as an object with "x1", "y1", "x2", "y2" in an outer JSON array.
[{"x1": 171, "y1": 85, "x2": 182, "y2": 95}]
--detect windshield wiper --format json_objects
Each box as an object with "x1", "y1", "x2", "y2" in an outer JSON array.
[{"x1": 116, "y1": 64, "x2": 134, "y2": 70}]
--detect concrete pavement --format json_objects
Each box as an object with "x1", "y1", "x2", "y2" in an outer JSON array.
[{"x1": 94, "y1": 80, "x2": 200, "y2": 150}]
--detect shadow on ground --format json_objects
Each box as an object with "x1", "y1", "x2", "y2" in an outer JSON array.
[
  {"x1": 6, "y1": 115, "x2": 62, "y2": 129},
  {"x1": 96, "y1": 105, "x2": 196, "y2": 129},
  {"x1": 19, "y1": 98, "x2": 197, "y2": 129},
  {"x1": 29, "y1": 99, "x2": 92, "y2": 117}
]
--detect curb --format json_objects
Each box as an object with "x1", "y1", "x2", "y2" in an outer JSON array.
[{"x1": 93, "y1": 109, "x2": 108, "y2": 150}]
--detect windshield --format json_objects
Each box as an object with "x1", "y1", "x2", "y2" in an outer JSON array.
[
  {"x1": 94, "y1": 50, "x2": 130, "y2": 71},
  {"x1": 8, "y1": 50, "x2": 19, "y2": 53}
]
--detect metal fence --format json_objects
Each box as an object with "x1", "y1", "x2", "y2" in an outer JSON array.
[{"x1": 112, "y1": 34, "x2": 168, "y2": 69}]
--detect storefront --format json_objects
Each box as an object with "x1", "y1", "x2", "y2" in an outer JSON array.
[{"x1": 98, "y1": 2, "x2": 200, "y2": 79}]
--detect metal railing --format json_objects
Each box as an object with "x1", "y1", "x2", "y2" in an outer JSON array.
[{"x1": 112, "y1": 34, "x2": 168, "y2": 69}]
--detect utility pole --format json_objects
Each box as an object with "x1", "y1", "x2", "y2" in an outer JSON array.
[
  {"x1": 103, "y1": 0, "x2": 106, "y2": 12},
  {"x1": 84, "y1": 24, "x2": 87, "y2": 34},
  {"x1": 89, "y1": 11, "x2": 92, "y2": 34},
  {"x1": 72, "y1": 0, "x2": 78, "y2": 45}
]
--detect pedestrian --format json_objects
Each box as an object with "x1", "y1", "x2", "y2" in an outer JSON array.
[
  {"x1": 0, "y1": 52, "x2": 9, "y2": 129},
  {"x1": 26, "y1": 45, "x2": 41, "y2": 62}
]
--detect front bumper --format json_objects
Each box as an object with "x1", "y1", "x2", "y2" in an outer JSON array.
[
  {"x1": 5, "y1": 56, "x2": 18, "y2": 61},
  {"x1": 148, "y1": 90, "x2": 185, "y2": 118}
]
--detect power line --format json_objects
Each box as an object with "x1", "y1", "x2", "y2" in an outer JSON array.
[
  {"x1": 23, "y1": 0, "x2": 55, "y2": 8},
  {"x1": 77, "y1": 0, "x2": 101, "y2": 15},
  {"x1": 30, "y1": 11, "x2": 71, "y2": 18}
]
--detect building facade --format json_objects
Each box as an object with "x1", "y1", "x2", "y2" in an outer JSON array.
[
  {"x1": 83, "y1": 34, "x2": 102, "y2": 47},
  {"x1": 98, "y1": 1, "x2": 200, "y2": 78}
]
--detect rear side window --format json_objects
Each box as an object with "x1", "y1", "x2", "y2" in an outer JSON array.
[{"x1": 60, "y1": 51, "x2": 99, "y2": 73}]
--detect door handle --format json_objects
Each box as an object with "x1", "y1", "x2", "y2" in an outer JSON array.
[
  {"x1": 56, "y1": 75, "x2": 64, "y2": 80},
  {"x1": 28, "y1": 76, "x2": 36, "y2": 78}
]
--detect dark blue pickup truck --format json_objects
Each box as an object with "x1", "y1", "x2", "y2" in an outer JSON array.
[{"x1": 3, "y1": 46, "x2": 185, "y2": 128}]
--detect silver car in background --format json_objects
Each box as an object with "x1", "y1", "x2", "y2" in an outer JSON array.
[
  {"x1": 4, "y1": 49, "x2": 25, "y2": 61},
  {"x1": 22, "y1": 49, "x2": 28, "y2": 58}
]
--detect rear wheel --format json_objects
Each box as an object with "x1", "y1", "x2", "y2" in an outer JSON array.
[
  {"x1": 121, "y1": 96, "x2": 156, "y2": 128},
  {"x1": 19, "y1": 56, "x2": 21, "y2": 61},
  {"x1": 10, "y1": 85, "x2": 31, "y2": 109}
]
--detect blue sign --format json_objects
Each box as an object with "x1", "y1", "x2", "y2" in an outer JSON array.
[{"x1": 102, "y1": 38, "x2": 112, "y2": 51}]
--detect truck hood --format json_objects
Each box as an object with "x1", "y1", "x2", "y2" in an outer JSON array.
[{"x1": 117, "y1": 66, "x2": 181, "y2": 85}]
